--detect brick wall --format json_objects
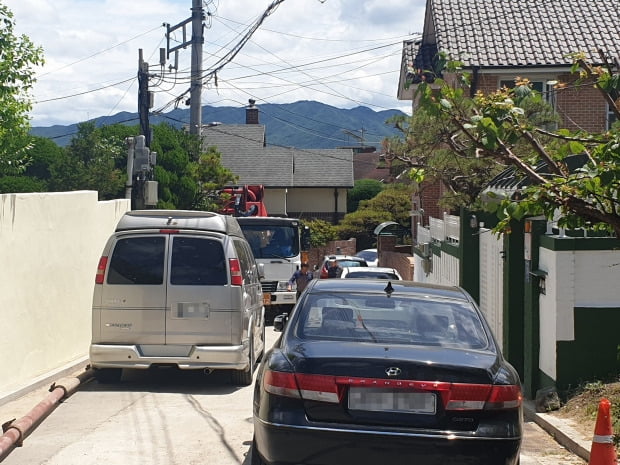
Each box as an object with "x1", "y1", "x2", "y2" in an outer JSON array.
[{"x1": 307, "y1": 238, "x2": 357, "y2": 270}]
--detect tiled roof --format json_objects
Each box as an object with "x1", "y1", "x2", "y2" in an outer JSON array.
[
  {"x1": 202, "y1": 125, "x2": 353, "y2": 188},
  {"x1": 422, "y1": 0, "x2": 620, "y2": 68}
]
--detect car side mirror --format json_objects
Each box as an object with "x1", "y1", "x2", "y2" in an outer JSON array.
[{"x1": 273, "y1": 313, "x2": 289, "y2": 332}]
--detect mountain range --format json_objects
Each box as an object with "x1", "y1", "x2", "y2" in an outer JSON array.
[{"x1": 31, "y1": 100, "x2": 406, "y2": 150}]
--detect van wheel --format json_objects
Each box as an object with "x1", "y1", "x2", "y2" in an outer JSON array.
[
  {"x1": 231, "y1": 340, "x2": 254, "y2": 386},
  {"x1": 93, "y1": 368, "x2": 122, "y2": 384}
]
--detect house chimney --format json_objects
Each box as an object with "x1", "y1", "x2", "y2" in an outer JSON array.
[{"x1": 246, "y1": 99, "x2": 259, "y2": 124}]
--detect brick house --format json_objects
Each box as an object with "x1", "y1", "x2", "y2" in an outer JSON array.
[{"x1": 397, "y1": 0, "x2": 619, "y2": 224}]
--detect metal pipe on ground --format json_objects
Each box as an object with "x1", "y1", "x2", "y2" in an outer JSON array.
[{"x1": 0, "y1": 369, "x2": 93, "y2": 460}]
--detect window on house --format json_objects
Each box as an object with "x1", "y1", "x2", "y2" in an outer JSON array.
[{"x1": 499, "y1": 79, "x2": 555, "y2": 106}]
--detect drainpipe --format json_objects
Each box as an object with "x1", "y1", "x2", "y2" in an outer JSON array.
[
  {"x1": 470, "y1": 66, "x2": 479, "y2": 97},
  {"x1": 0, "y1": 369, "x2": 93, "y2": 460},
  {"x1": 333, "y1": 188, "x2": 339, "y2": 225}
]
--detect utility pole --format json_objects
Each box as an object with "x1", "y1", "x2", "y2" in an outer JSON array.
[
  {"x1": 138, "y1": 49, "x2": 152, "y2": 146},
  {"x1": 165, "y1": 0, "x2": 205, "y2": 137},
  {"x1": 190, "y1": 0, "x2": 204, "y2": 137}
]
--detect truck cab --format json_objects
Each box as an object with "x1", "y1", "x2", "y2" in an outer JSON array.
[{"x1": 236, "y1": 217, "x2": 309, "y2": 319}]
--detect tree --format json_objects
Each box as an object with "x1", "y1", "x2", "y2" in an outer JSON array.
[
  {"x1": 150, "y1": 123, "x2": 237, "y2": 210},
  {"x1": 48, "y1": 121, "x2": 127, "y2": 199},
  {"x1": 347, "y1": 179, "x2": 383, "y2": 212},
  {"x1": 304, "y1": 219, "x2": 338, "y2": 247},
  {"x1": 337, "y1": 185, "x2": 413, "y2": 249},
  {"x1": 402, "y1": 53, "x2": 620, "y2": 236},
  {"x1": 0, "y1": 3, "x2": 44, "y2": 174},
  {"x1": 384, "y1": 75, "x2": 559, "y2": 212}
]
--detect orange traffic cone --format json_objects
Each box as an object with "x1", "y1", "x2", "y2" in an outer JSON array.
[{"x1": 589, "y1": 398, "x2": 618, "y2": 465}]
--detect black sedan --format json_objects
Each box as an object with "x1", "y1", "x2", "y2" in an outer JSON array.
[{"x1": 252, "y1": 279, "x2": 522, "y2": 465}]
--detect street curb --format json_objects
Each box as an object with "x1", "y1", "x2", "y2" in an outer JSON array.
[
  {"x1": 523, "y1": 400, "x2": 591, "y2": 463},
  {"x1": 0, "y1": 357, "x2": 90, "y2": 408}
]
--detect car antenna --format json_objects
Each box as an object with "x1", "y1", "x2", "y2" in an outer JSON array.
[{"x1": 384, "y1": 281, "x2": 394, "y2": 297}]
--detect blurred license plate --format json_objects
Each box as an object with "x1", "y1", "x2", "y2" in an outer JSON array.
[
  {"x1": 348, "y1": 387, "x2": 436, "y2": 414},
  {"x1": 263, "y1": 293, "x2": 271, "y2": 306}
]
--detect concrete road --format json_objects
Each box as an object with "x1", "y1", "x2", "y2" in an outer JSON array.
[{"x1": 1, "y1": 327, "x2": 584, "y2": 465}]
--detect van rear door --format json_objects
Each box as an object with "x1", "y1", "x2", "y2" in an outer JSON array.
[
  {"x1": 99, "y1": 235, "x2": 167, "y2": 344},
  {"x1": 165, "y1": 235, "x2": 233, "y2": 345}
]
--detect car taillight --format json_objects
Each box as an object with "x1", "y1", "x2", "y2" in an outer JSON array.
[
  {"x1": 263, "y1": 372, "x2": 521, "y2": 410},
  {"x1": 95, "y1": 256, "x2": 108, "y2": 284},
  {"x1": 263, "y1": 370, "x2": 342, "y2": 403},
  {"x1": 229, "y1": 258, "x2": 243, "y2": 286},
  {"x1": 443, "y1": 383, "x2": 522, "y2": 410}
]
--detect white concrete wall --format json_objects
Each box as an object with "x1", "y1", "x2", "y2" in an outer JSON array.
[
  {"x1": 538, "y1": 247, "x2": 620, "y2": 380},
  {"x1": 264, "y1": 189, "x2": 287, "y2": 215},
  {"x1": 287, "y1": 188, "x2": 347, "y2": 214},
  {"x1": 0, "y1": 191, "x2": 130, "y2": 399},
  {"x1": 265, "y1": 187, "x2": 347, "y2": 217}
]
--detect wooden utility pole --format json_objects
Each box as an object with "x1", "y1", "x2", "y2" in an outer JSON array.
[{"x1": 138, "y1": 49, "x2": 151, "y2": 146}]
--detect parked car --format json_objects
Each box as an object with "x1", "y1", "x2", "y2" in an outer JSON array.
[
  {"x1": 317, "y1": 254, "x2": 368, "y2": 279},
  {"x1": 90, "y1": 210, "x2": 265, "y2": 385},
  {"x1": 355, "y1": 248, "x2": 378, "y2": 266},
  {"x1": 340, "y1": 266, "x2": 402, "y2": 280},
  {"x1": 252, "y1": 279, "x2": 522, "y2": 465}
]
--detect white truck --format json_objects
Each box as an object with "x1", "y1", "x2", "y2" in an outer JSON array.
[{"x1": 236, "y1": 216, "x2": 310, "y2": 320}]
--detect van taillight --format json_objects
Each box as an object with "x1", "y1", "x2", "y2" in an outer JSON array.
[
  {"x1": 95, "y1": 256, "x2": 108, "y2": 284},
  {"x1": 229, "y1": 258, "x2": 243, "y2": 286}
]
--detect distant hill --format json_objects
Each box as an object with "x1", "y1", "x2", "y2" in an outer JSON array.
[{"x1": 31, "y1": 100, "x2": 406, "y2": 149}]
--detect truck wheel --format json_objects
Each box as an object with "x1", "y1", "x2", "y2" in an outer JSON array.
[{"x1": 94, "y1": 368, "x2": 122, "y2": 384}]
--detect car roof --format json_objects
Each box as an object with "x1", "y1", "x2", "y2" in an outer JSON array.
[
  {"x1": 343, "y1": 266, "x2": 398, "y2": 273},
  {"x1": 305, "y1": 278, "x2": 470, "y2": 301},
  {"x1": 323, "y1": 254, "x2": 364, "y2": 261}
]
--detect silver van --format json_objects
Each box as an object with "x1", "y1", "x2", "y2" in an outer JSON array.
[{"x1": 89, "y1": 210, "x2": 265, "y2": 385}]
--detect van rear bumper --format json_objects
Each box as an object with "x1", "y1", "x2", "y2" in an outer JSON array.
[{"x1": 89, "y1": 341, "x2": 249, "y2": 370}]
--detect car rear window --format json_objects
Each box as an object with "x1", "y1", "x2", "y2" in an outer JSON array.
[
  {"x1": 108, "y1": 236, "x2": 165, "y2": 285},
  {"x1": 296, "y1": 293, "x2": 488, "y2": 349},
  {"x1": 338, "y1": 260, "x2": 365, "y2": 267},
  {"x1": 345, "y1": 271, "x2": 400, "y2": 280},
  {"x1": 170, "y1": 237, "x2": 226, "y2": 285}
]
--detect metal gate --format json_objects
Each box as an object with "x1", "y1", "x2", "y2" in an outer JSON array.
[{"x1": 479, "y1": 229, "x2": 504, "y2": 349}]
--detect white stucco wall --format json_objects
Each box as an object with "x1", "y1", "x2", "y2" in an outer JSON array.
[
  {"x1": 0, "y1": 191, "x2": 130, "y2": 399},
  {"x1": 264, "y1": 187, "x2": 347, "y2": 217},
  {"x1": 538, "y1": 246, "x2": 620, "y2": 380}
]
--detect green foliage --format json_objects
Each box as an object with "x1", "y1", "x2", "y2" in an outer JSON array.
[
  {"x1": 0, "y1": 4, "x2": 44, "y2": 175},
  {"x1": 48, "y1": 121, "x2": 126, "y2": 199},
  {"x1": 337, "y1": 185, "x2": 413, "y2": 249},
  {"x1": 24, "y1": 137, "x2": 65, "y2": 181},
  {"x1": 347, "y1": 179, "x2": 383, "y2": 212},
  {"x1": 0, "y1": 175, "x2": 46, "y2": 193},
  {"x1": 411, "y1": 57, "x2": 620, "y2": 236},
  {"x1": 150, "y1": 123, "x2": 237, "y2": 210},
  {"x1": 362, "y1": 185, "x2": 414, "y2": 227},
  {"x1": 336, "y1": 209, "x2": 392, "y2": 250},
  {"x1": 303, "y1": 219, "x2": 338, "y2": 247}
]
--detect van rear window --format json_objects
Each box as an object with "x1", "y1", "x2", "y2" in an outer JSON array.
[
  {"x1": 170, "y1": 237, "x2": 226, "y2": 285},
  {"x1": 108, "y1": 237, "x2": 165, "y2": 284}
]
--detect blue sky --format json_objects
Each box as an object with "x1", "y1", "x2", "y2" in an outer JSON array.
[{"x1": 4, "y1": 0, "x2": 426, "y2": 127}]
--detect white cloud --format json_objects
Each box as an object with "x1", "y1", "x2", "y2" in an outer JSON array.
[{"x1": 4, "y1": 0, "x2": 423, "y2": 126}]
